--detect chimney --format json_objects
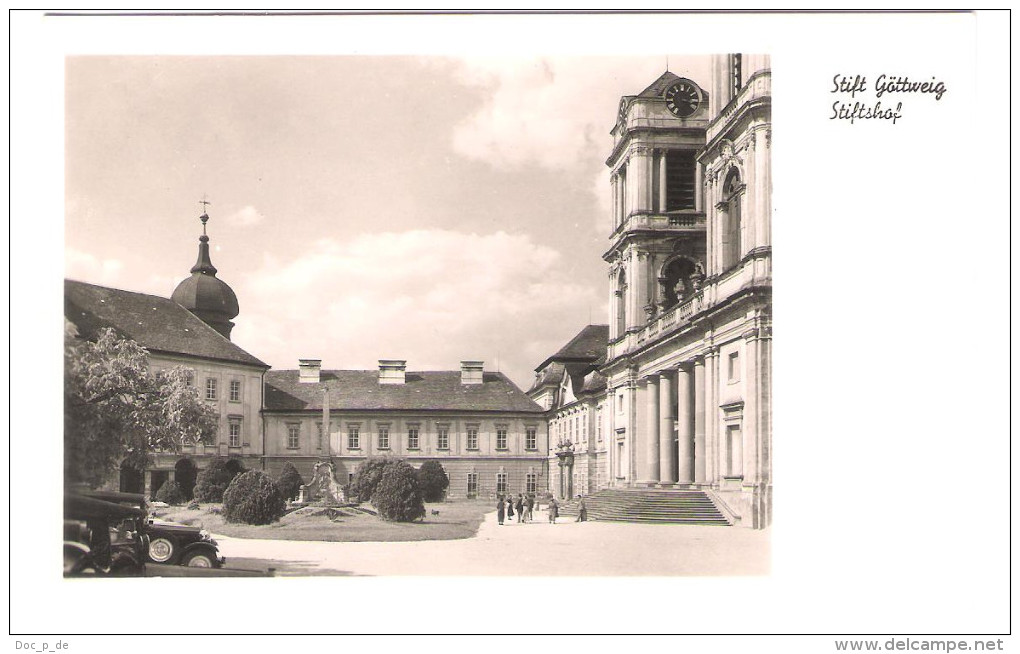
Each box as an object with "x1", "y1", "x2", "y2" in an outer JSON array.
[
  {"x1": 378, "y1": 359, "x2": 407, "y2": 385},
  {"x1": 461, "y1": 360, "x2": 484, "y2": 385},
  {"x1": 298, "y1": 359, "x2": 322, "y2": 384}
]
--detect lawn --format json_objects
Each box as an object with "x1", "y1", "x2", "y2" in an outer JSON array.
[{"x1": 153, "y1": 500, "x2": 493, "y2": 543}]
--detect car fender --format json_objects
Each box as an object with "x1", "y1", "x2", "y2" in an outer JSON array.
[{"x1": 181, "y1": 542, "x2": 223, "y2": 567}]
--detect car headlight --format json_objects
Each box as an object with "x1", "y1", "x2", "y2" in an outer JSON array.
[{"x1": 200, "y1": 529, "x2": 211, "y2": 541}]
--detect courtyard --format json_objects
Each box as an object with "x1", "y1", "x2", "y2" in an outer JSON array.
[{"x1": 212, "y1": 506, "x2": 771, "y2": 576}]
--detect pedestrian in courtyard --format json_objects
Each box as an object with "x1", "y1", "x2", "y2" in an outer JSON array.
[
  {"x1": 506, "y1": 494, "x2": 515, "y2": 522},
  {"x1": 576, "y1": 496, "x2": 588, "y2": 522},
  {"x1": 515, "y1": 494, "x2": 524, "y2": 523},
  {"x1": 525, "y1": 494, "x2": 535, "y2": 522},
  {"x1": 496, "y1": 495, "x2": 505, "y2": 525},
  {"x1": 548, "y1": 497, "x2": 559, "y2": 524}
]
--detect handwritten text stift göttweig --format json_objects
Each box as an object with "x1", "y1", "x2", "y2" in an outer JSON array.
[{"x1": 831, "y1": 74, "x2": 947, "y2": 125}]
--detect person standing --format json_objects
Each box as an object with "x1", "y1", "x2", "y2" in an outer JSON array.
[
  {"x1": 525, "y1": 494, "x2": 535, "y2": 522},
  {"x1": 497, "y1": 495, "x2": 506, "y2": 526},
  {"x1": 506, "y1": 494, "x2": 515, "y2": 522},
  {"x1": 548, "y1": 498, "x2": 559, "y2": 524},
  {"x1": 576, "y1": 497, "x2": 588, "y2": 522},
  {"x1": 515, "y1": 494, "x2": 524, "y2": 523}
]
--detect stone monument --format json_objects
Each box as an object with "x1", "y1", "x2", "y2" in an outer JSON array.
[{"x1": 306, "y1": 459, "x2": 347, "y2": 505}]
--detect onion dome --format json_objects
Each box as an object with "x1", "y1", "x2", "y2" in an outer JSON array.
[{"x1": 171, "y1": 212, "x2": 239, "y2": 340}]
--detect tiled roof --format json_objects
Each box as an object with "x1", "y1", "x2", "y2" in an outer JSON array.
[
  {"x1": 637, "y1": 71, "x2": 682, "y2": 98},
  {"x1": 534, "y1": 324, "x2": 609, "y2": 374},
  {"x1": 65, "y1": 279, "x2": 268, "y2": 369},
  {"x1": 264, "y1": 370, "x2": 544, "y2": 414}
]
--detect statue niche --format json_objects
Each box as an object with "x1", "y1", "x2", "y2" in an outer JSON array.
[{"x1": 658, "y1": 257, "x2": 703, "y2": 310}]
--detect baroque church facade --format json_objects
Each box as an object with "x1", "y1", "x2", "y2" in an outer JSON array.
[{"x1": 600, "y1": 54, "x2": 772, "y2": 527}]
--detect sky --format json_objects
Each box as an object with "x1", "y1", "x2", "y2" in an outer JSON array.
[{"x1": 65, "y1": 55, "x2": 712, "y2": 389}]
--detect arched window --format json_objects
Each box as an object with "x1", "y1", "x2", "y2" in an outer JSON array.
[
  {"x1": 615, "y1": 269, "x2": 627, "y2": 335},
  {"x1": 720, "y1": 169, "x2": 744, "y2": 270}
]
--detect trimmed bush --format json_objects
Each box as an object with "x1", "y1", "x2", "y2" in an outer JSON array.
[
  {"x1": 373, "y1": 461, "x2": 426, "y2": 522},
  {"x1": 350, "y1": 456, "x2": 397, "y2": 503},
  {"x1": 153, "y1": 480, "x2": 185, "y2": 505},
  {"x1": 223, "y1": 470, "x2": 286, "y2": 525},
  {"x1": 275, "y1": 462, "x2": 305, "y2": 501},
  {"x1": 416, "y1": 460, "x2": 450, "y2": 502},
  {"x1": 193, "y1": 457, "x2": 245, "y2": 503}
]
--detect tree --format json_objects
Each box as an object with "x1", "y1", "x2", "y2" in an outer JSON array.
[
  {"x1": 275, "y1": 462, "x2": 305, "y2": 501},
  {"x1": 193, "y1": 457, "x2": 245, "y2": 503},
  {"x1": 64, "y1": 325, "x2": 218, "y2": 488},
  {"x1": 416, "y1": 460, "x2": 450, "y2": 502},
  {"x1": 223, "y1": 470, "x2": 286, "y2": 525},
  {"x1": 350, "y1": 456, "x2": 397, "y2": 503},
  {"x1": 153, "y1": 480, "x2": 185, "y2": 505},
  {"x1": 373, "y1": 461, "x2": 426, "y2": 522}
]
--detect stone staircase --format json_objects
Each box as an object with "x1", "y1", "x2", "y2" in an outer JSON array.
[{"x1": 556, "y1": 488, "x2": 731, "y2": 525}]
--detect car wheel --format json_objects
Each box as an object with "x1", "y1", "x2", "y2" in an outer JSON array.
[
  {"x1": 147, "y1": 537, "x2": 177, "y2": 564},
  {"x1": 183, "y1": 550, "x2": 215, "y2": 568}
]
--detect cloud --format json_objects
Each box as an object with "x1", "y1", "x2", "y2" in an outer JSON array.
[
  {"x1": 65, "y1": 247, "x2": 124, "y2": 286},
  {"x1": 447, "y1": 57, "x2": 672, "y2": 172},
  {"x1": 231, "y1": 229, "x2": 603, "y2": 389},
  {"x1": 224, "y1": 205, "x2": 264, "y2": 227}
]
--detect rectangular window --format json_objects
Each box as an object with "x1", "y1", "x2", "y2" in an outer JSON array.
[
  {"x1": 408, "y1": 427, "x2": 419, "y2": 450},
  {"x1": 466, "y1": 426, "x2": 479, "y2": 450},
  {"x1": 597, "y1": 409, "x2": 603, "y2": 443},
  {"x1": 665, "y1": 149, "x2": 697, "y2": 211},
  {"x1": 437, "y1": 426, "x2": 449, "y2": 450},
  {"x1": 496, "y1": 472, "x2": 508, "y2": 494},
  {"x1": 617, "y1": 393, "x2": 624, "y2": 413},
  {"x1": 348, "y1": 425, "x2": 360, "y2": 450},
  {"x1": 287, "y1": 423, "x2": 300, "y2": 449},
  {"x1": 185, "y1": 369, "x2": 195, "y2": 387},
  {"x1": 525, "y1": 426, "x2": 537, "y2": 450},
  {"x1": 726, "y1": 425, "x2": 744, "y2": 477},
  {"x1": 526, "y1": 472, "x2": 537, "y2": 494},
  {"x1": 205, "y1": 377, "x2": 218, "y2": 401},
  {"x1": 378, "y1": 426, "x2": 390, "y2": 450},
  {"x1": 229, "y1": 379, "x2": 242, "y2": 402},
  {"x1": 228, "y1": 418, "x2": 241, "y2": 448},
  {"x1": 466, "y1": 473, "x2": 478, "y2": 497},
  {"x1": 316, "y1": 423, "x2": 323, "y2": 450},
  {"x1": 495, "y1": 426, "x2": 508, "y2": 450},
  {"x1": 728, "y1": 351, "x2": 740, "y2": 383}
]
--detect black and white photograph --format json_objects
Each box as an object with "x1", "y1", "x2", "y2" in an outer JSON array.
[{"x1": 8, "y1": 9, "x2": 1012, "y2": 647}]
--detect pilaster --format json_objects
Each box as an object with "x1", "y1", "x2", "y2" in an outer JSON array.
[{"x1": 692, "y1": 356, "x2": 706, "y2": 489}]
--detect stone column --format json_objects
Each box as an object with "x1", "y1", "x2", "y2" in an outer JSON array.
[
  {"x1": 693, "y1": 357, "x2": 706, "y2": 486},
  {"x1": 658, "y1": 371, "x2": 677, "y2": 485},
  {"x1": 658, "y1": 150, "x2": 668, "y2": 212},
  {"x1": 143, "y1": 470, "x2": 152, "y2": 498},
  {"x1": 676, "y1": 364, "x2": 693, "y2": 485},
  {"x1": 699, "y1": 348, "x2": 715, "y2": 485},
  {"x1": 643, "y1": 375, "x2": 660, "y2": 485}
]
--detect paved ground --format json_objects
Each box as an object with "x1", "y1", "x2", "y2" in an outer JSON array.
[{"x1": 214, "y1": 507, "x2": 770, "y2": 576}]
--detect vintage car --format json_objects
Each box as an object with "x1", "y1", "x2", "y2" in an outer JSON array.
[
  {"x1": 64, "y1": 490, "x2": 149, "y2": 576},
  {"x1": 144, "y1": 519, "x2": 224, "y2": 568},
  {"x1": 64, "y1": 489, "x2": 225, "y2": 573}
]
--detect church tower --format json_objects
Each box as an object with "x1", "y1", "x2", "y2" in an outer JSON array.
[
  {"x1": 171, "y1": 210, "x2": 240, "y2": 340},
  {"x1": 604, "y1": 72, "x2": 710, "y2": 343}
]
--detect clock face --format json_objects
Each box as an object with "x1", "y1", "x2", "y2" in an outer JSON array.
[{"x1": 664, "y1": 80, "x2": 701, "y2": 118}]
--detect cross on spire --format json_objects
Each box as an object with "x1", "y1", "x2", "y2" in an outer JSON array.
[{"x1": 199, "y1": 196, "x2": 211, "y2": 235}]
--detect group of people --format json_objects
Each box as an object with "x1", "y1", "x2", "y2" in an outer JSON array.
[
  {"x1": 497, "y1": 493, "x2": 536, "y2": 525},
  {"x1": 495, "y1": 494, "x2": 587, "y2": 525}
]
